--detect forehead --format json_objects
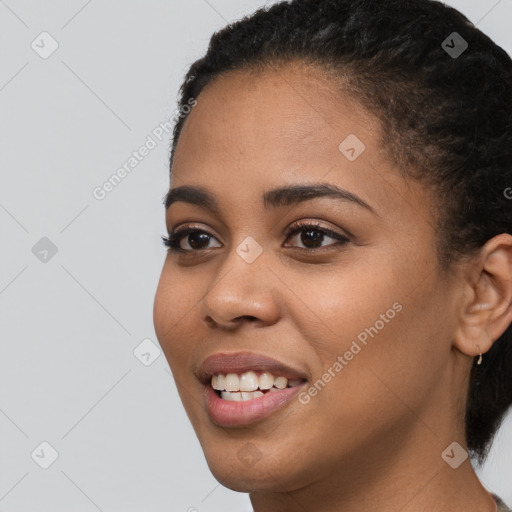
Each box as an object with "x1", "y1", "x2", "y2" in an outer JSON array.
[
  {"x1": 173, "y1": 65, "x2": 374, "y2": 179},
  {"x1": 175, "y1": 63, "x2": 373, "y2": 165}
]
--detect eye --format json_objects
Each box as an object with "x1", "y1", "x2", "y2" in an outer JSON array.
[
  {"x1": 161, "y1": 226, "x2": 222, "y2": 253},
  {"x1": 283, "y1": 221, "x2": 349, "y2": 251},
  {"x1": 161, "y1": 221, "x2": 350, "y2": 254}
]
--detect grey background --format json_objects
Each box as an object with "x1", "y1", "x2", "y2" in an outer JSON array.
[{"x1": 0, "y1": 1, "x2": 510, "y2": 510}]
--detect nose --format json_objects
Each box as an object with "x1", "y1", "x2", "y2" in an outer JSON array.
[{"x1": 198, "y1": 248, "x2": 281, "y2": 331}]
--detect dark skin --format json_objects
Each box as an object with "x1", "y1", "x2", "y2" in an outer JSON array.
[{"x1": 153, "y1": 61, "x2": 512, "y2": 512}]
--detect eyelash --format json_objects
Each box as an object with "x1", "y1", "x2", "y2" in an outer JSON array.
[{"x1": 161, "y1": 220, "x2": 350, "y2": 254}]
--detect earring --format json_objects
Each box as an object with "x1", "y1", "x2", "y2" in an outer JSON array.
[{"x1": 476, "y1": 345, "x2": 483, "y2": 365}]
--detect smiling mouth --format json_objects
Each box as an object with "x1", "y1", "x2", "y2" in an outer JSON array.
[{"x1": 211, "y1": 370, "x2": 306, "y2": 401}]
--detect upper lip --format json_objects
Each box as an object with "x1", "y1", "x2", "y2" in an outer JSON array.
[{"x1": 195, "y1": 351, "x2": 309, "y2": 385}]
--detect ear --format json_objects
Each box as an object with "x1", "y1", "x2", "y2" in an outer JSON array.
[{"x1": 454, "y1": 233, "x2": 512, "y2": 359}]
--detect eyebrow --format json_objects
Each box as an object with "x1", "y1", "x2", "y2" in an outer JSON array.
[{"x1": 164, "y1": 183, "x2": 375, "y2": 214}]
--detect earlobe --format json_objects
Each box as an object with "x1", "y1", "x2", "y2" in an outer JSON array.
[{"x1": 453, "y1": 233, "x2": 512, "y2": 359}]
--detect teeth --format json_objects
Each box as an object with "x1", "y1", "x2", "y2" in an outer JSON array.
[
  {"x1": 225, "y1": 373, "x2": 240, "y2": 392},
  {"x1": 212, "y1": 374, "x2": 226, "y2": 391},
  {"x1": 273, "y1": 376, "x2": 288, "y2": 389},
  {"x1": 211, "y1": 370, "x2": 304, "y2": 395},
  {"x1": 239, "y1": 371, "x2": 259, "y2": 391},
  {"x1": 221, "y1": 390, "x2": 265, "y2": 402},
  {"x1": 258, "y1": 372, "x2": 274, "y2": 390},
  {"x1": 221, "y1": 391, "x2": 242, "y2": 402},
  {"x1": 242, "y1": 390, "x2": 264, "y2": 400}
]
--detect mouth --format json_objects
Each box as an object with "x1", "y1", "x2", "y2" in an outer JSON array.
[
  {"x1": 211, "y1": 370, "x2": 306, "y2": 401},
  {"x1": 196, "y1": 352, "x2": 309, "y2": 427}
]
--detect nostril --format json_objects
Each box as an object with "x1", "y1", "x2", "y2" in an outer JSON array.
[
  {"x1": 236, "y1": 315, "x2": 258, "y2": 322},
  {"x1": 205, "y1": 316, "x2": 217, "y2": 327},
  {"x1": 204, "y1": 315, "x2": 258, "y2": 329}
]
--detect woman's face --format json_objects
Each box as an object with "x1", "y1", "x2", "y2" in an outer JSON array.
[{"x1": 153, "y1": 62, "x2": 467, "y2": 492}]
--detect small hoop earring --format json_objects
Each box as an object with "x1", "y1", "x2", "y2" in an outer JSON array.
[{"x1": 476, "y1": 345, "x2": 483, "y2": 366}]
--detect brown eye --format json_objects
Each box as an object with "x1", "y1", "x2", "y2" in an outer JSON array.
[
  {"x1": 162, "y1": 221, "x2": 350, "y2": 254},
  {"x1": 283, "y1": 221, "x2": 349, "y2": 250},
  {"x1": 162, "y1": 227, "x2": 222, "y2": 253}
]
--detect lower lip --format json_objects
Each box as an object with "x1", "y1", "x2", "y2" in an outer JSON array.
[{"x1": 204, "y1": 383, "x2": 306, "y2": 427}]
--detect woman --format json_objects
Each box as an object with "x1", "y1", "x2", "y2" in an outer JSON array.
[{"x1": 153, "y1": 0, "x2": 512, "y2": 510}]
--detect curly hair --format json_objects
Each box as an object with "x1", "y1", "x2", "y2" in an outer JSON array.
[{"x1": 167, "y1": 0, "x2": 512, "y2": 464}]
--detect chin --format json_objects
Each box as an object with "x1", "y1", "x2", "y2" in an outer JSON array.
[{"x1": 199, "y1": 436, "x2": 316, "y2": 494}]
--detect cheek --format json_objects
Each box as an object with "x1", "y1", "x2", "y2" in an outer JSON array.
[
  {"x1": 312, "y1": 272, "x2": 450, "y2": 431},
  {"x1": 153, "y1": 265, "x2": 197, "y2": 369},
  {"x1": 153, "y1": 268, "x2": 173, "y2": 346},
  {"x1": 288, "y1": 258, "x2": 399, "y2": 357},
  {"x1": 298, "y1": 247, "x2": 447, "y2": 401}
]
